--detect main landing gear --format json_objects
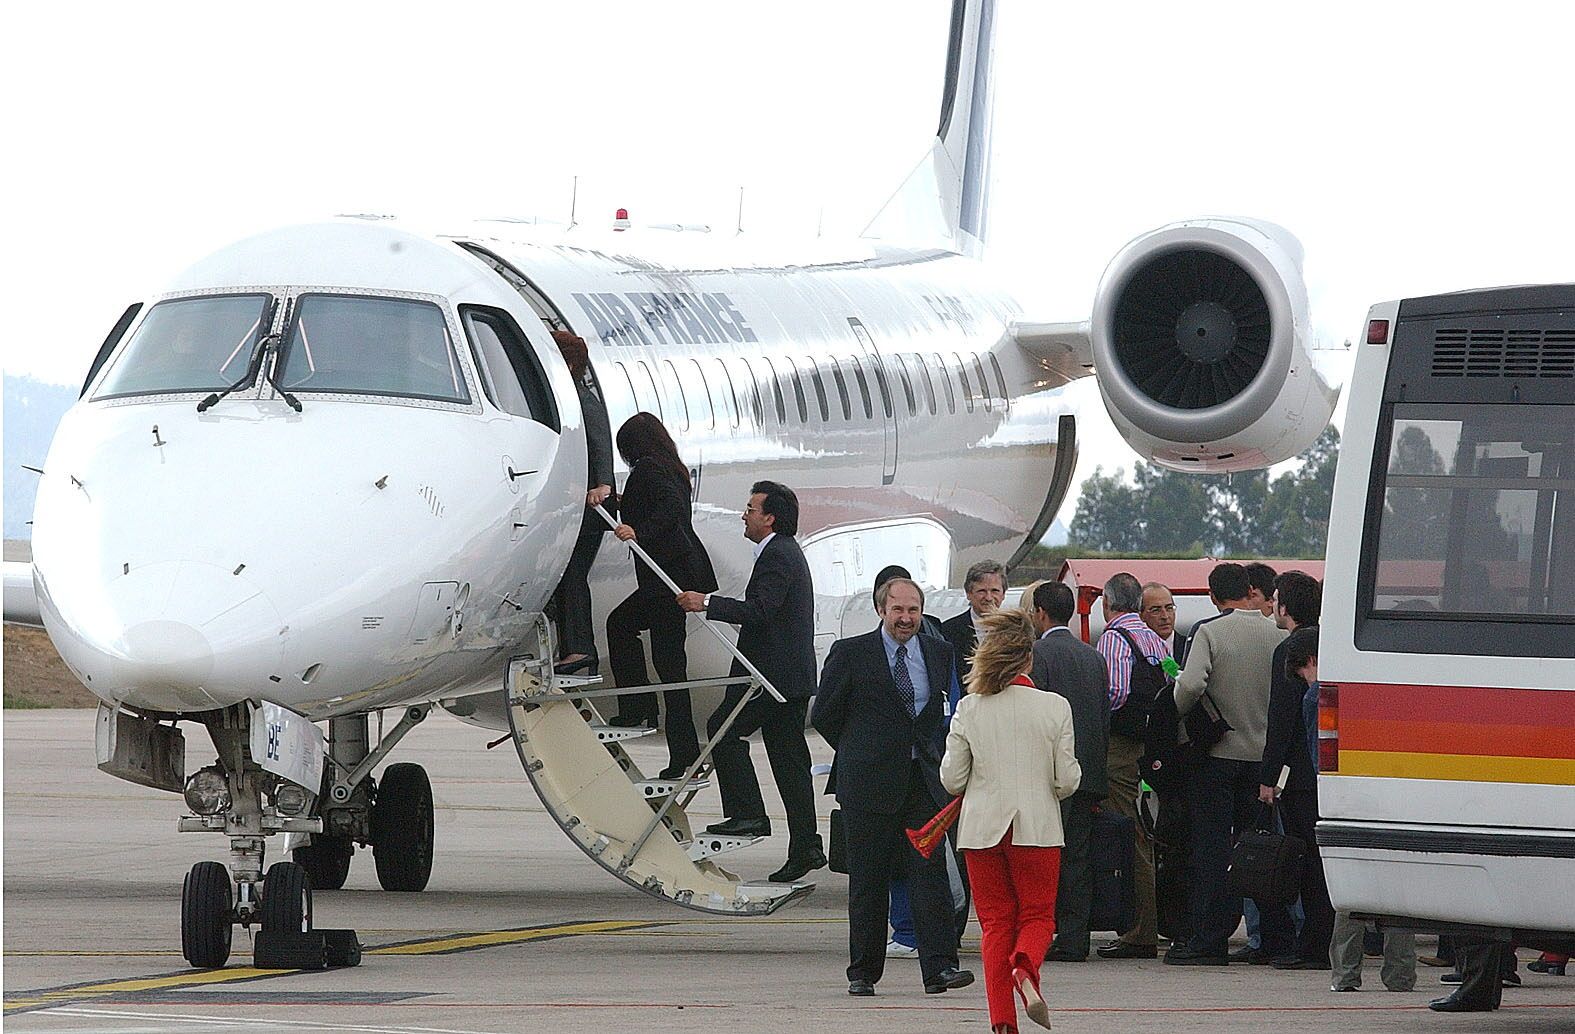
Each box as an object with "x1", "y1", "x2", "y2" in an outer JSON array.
[{"x1": 176, "y1": 703, "x2": 433, "y2": 968}]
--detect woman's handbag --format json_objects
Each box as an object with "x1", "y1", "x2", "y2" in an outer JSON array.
[{"x1": 1227, "y1": 801, "x2": 1306, "y2": 906}]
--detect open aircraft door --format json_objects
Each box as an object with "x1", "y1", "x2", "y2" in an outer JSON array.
[{"x1": 848, "y1": 317, "x2": 898, "y2": 484}]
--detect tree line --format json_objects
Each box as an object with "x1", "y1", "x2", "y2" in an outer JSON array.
[{"x1": 1066, "y1": 426, "x2": 1340, "y2": 558}]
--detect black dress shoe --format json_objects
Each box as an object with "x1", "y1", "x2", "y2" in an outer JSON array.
[
  {"x1": 1097, "y1": 941, "x2": 1158, "y2": 959},
  {"x1": 924, "y1": 967, "x2": 975, "y2": 994},
  {"x1": 703, "y1": 816, "x2": 771, "y2": 838},
  {"x1": 1163, "y1": 945, "x2": 1229, "y2": 966},
  {"x1": 848, "y1": 979, "x2": 876, "y2": 996},
  {"x1": 1045, "y1": 947, "x2": 1087, "y2": 962},
  {"x1": 554, "y1": 655, "x2": 598, "y2": 676},
  {"x1": 768, "y1": 850, "x2": 827, "y2": 883},
  {"x1": 1429, "y1": 990, "x2": 1494, "y2": 1012}
]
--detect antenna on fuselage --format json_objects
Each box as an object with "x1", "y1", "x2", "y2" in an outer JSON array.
[
  {"x1": 568, "y1": 176, "x2": 579, "y2": 229},
  {"x1": 735, "y1": 186, "x2": 745, "y2": 236}
]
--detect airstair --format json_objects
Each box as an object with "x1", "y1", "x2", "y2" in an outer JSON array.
[{"x1": 501, "y1": 505, "x2": 813, "y2": 915}]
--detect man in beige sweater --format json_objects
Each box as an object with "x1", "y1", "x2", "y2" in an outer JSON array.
[{"x1": 1165, "y1": 563, "x2": 1294, "y2": 966}]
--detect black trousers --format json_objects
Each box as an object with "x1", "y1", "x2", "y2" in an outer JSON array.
[
  {"x1": 605, "y1": 589, "x2": 699, "y2": 769},
  {"x1": 550, "y1": 515, "x2": 604, "y2": 658},
  {"x1": 1451, "y1": 940, "x2": 1509, "y2": 1009},
  {"x1": 1279, "y1": 786, "x2": 1334, "y2": 963},
  {"x1": 1185, "y1": 756, "x2": 1295, "y2": 957},
  {"x1": 1051, "y1": 792, "x2": 1097, "y2": 957},
  {"x1": 1154, "y1": 773, "x2": 1195, "y2": 944},
  {"x1": 845, "y1": 763, "x2": 957, "y2": 985},
  {"x1": 707, "y1": 685, "x2": 820, "y2": 858}
]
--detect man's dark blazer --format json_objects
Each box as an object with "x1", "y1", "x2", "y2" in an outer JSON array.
[
  {"x1": 706, "y1": 533, "x2": 816, "y2": 700},
  {"x1": 616, "y1": 458, "x2": 717, "y2": 596},
  {"x1": 579, "y1": 377, "x2": 615, "y2": 494},
  {"x1": 811, "y1": 629, "x2": 954, "y2": 814},
  {"x1": 1170, "y1": 631, "x2": 1192, "y2": 668},
  {"x1": 1031, "y1": 628, "x2": 1111, "y2": 801},
  {"x1": 938, "y1": 610, "x2": 978, "y2": 685},
  {"x1": 1260, "y1": 626, "x2": 1316, "y2": 794}
]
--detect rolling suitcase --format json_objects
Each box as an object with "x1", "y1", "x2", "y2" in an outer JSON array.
[{"x1": 1088, "y1": 809, "x2": 1137, "y2": 934}]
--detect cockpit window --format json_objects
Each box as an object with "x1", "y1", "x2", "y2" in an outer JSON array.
[
  {"x1": 277, "y1": 294, "x2": 470, "y2": 404},
  {"x1": 93, "y1": 294, "x2": 269, "y2": 399}
]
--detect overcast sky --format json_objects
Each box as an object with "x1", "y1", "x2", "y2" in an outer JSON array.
[{"x1": 5, "y1": 1, "x2": 1572, "y2": 514}]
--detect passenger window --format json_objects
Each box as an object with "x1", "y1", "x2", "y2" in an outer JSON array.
[
  {"x1": 847, "y1": 357, "x2": 873, "y2": 419},
  {"x1": 633, "y1": 360, "x2": 662, "y2": 419},
  {"x1": 459, "y1": 306, "x2": 558, "y2": 427},
  {"x1": 788, "y1": 361, "x2": 809, "y2": 422},
  {"x1": 610, "y1": 362, "x2": 640, "y2": 427},
  {"x1": 761, "y1": 357, "x2": 787, "y2": 423},
  {"x1": 955, "y1": 352, "x2": 975, "y2": 413},
  {"x1": 933, "y1": 352, "x2": 955, "y2": 413},
  {"x1": 739, "y1": 357, "x2": 765, "y2": 426},
  {"x1": 989, "y1": 353, "x2": 1010, "y2": 411},
  {"x1": 972, "y1": 353, "x2": 993, "y2": 412},
  {"x1": 686, "y1": 358, "x2": 715, "y2": 429},
  {"x1": 828, "y1": 358, "x2": 853, "y2": 420},
  {"x1": 914, "y1": 354, "x2": 936, "y2": 415},
  {"x1": 894, "y1": 355, "x2": 918, "y2": 416},
  {"x1": 806, "y1": 358, "x2": 831, "y2": 422},
  {"x1": 659, "y1": 359, "x2": 690, "y2": 431},
  {"x1": 714, "y1": 357, "x2": 741, "y2": 429}
]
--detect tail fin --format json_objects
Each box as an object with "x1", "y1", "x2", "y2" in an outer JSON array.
[{"x1": 864, "y1": 0, "x2": 997, "y2": 252}]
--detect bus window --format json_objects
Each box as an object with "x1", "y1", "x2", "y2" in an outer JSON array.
[{"x1": 1367, "y1": 403, "x2": 1575, "y2": 618}]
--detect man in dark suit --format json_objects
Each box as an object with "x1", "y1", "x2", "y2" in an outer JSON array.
[
  {"x1": 812, "y1": 577, "x2": 974, "y2": 998},
  {"x1": 1030, "y1": 581, "x2": 1110, "y2": 962},
  {"x1": 937, "y1": 559, "x2": 1006, "y2": 686},
  {"x1": 1141, "y1": 582, "x2": 1189, "y2": 666},
  {"x1": 1257, "y1": 572, "x2": 1333, "y2": 968},
  {"x1": 676, "y1": 480, "x2": 824, "y2": 883},
  {"x1": 1140, "y1": 580, "x2": 1193, "y2": 945}
]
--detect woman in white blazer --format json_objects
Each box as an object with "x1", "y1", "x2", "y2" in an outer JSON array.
[{"x1": 941, "y1": 608, "x2": 1081, "y2": 1033}]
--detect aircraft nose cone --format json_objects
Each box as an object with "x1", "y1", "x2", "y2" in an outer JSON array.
[{"x1": 44, "y1": 560, "x2": 284, "y2": 711}]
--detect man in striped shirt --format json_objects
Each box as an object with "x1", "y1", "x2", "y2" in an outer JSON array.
[{"x1": 1093, "y1": 572, "x2": 1170, "y2": 959}]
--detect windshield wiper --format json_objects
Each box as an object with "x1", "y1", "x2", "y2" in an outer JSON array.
[{"x1": 196, "y1": 333, "x2": 302, "y2": 413}]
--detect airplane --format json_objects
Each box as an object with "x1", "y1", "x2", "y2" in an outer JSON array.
[{"x1": 11, "y1": 0, "x2": 1337, "y2": 968}]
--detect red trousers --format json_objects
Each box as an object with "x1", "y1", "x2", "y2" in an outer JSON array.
[{"x1": 964, "y1": 829, "x2": 1062, "y2": 1032}]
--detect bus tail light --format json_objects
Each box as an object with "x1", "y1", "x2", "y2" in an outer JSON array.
[{"x1": 1318, "y1": 681, "x2": 1339, "y2": 773}]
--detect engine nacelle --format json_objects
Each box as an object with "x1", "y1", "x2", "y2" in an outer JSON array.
[{"x1": 1090, "y1": 218, "x2": 1339, "y2": 472}]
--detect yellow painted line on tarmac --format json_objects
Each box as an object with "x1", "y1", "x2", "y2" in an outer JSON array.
[
  {"x1": 4, "y1": 918, "x2": 664, "y2": 1015},
  {"x1": 369, "y1": 919, "x2": 656, "y2": 955}
]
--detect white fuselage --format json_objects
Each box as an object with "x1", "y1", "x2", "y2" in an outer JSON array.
[{"x1": 32, "y1": 219, "x2": 1080, "y2": 720}]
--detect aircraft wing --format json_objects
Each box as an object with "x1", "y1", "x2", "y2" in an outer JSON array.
[
  {"x1": 4, "y1": 561, "x2": 41, "y2": 626},
  {"x1": 1009, "y1": 318, "x2": 1093, "y2": 384}
]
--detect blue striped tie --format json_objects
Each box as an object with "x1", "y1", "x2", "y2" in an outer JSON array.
[{"x1": 892, "y1": 643, "x2": 916, "y2": 718}]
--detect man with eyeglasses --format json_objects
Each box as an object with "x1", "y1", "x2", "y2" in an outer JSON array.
[{"x1": 1140, "y1": 583, "x2": 1189, "y2": 666}]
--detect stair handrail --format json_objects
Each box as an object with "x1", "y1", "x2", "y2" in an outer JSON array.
[{"x1": 593, "y1": 502, "x2": 784, "y2": 703}]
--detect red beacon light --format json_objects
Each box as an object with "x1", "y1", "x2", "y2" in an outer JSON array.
[
  {"x1": 1366, "y1": 319, "x2": 1390, "y2": 345},
  {"x1": 612, "y1": 208, "x2": 631, "y2": 231}
]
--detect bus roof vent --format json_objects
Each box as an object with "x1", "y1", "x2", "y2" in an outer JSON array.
[{"x1": 1431, "y1": 327, "x2": 1575, "y2": 379}]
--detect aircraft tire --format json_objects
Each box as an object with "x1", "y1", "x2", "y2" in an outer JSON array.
[
  {"x1": 260, "y1": 861, "x2": 313, "y2": 934},
  {"x1": 293, "y1": 834, "x2": 353, "y2": 891},
  {"x1": 371, "y1": 763, "x2": 434, "y2": 892},
  {"x1": 181, "y1": 861, "x2": 233, "y2": 969}
]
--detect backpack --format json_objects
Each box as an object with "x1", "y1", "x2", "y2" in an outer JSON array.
[{"x1": 1107, "y1": 625, "x2": 1168, "y2": 742}]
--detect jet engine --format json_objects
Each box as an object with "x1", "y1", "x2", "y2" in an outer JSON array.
[{"x1": 1089, "y1": 218, "x2": 1339, "y2": 472}]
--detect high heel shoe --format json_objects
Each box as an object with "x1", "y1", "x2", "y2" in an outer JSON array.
[
  {"x1": 554, "y1": 654, "x2": 598, "y2": 676},
  {"x1": 1012, "y1": 967, "x2": 1051, "y2": 1030}
]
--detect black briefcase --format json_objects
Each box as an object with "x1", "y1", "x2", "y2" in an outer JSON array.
[
  {"x1": 1088, "y1": 809, "x2": 1137, "y2": 934},
  {"x1": 1227, "y1": 804, "x2": 1305, "y2": 907}
]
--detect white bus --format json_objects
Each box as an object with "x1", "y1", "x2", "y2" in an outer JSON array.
[{"x1": 1319, "y1": 285, "x2": 1575, "y2": 954}]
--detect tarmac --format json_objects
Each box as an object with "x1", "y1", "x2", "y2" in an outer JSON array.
[{"x1": 4, "y1": 709, "x2": 1572, "y2": 1033}]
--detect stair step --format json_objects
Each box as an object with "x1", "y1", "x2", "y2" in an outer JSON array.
[
  {"x1": 588, "y1": 724, "x2": 657, "y2": 743},
  {"x1": 554, "y1": 674, "x2": 604, "y2": 690},
  {"x1": 687, "y1": 833, "x2": 763, "y2": 861},
  {"x1": 634, "y1": 778, "x2": 711, "y2": 800}
]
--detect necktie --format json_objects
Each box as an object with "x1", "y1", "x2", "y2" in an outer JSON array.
[{"x1": 892, "y1": 643, "x2": 916, "y2": 718}]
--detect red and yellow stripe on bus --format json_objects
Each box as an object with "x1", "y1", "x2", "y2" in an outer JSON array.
[{"x1": 1327, "y1": 683, "x2": 1575, "y2": 786}]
